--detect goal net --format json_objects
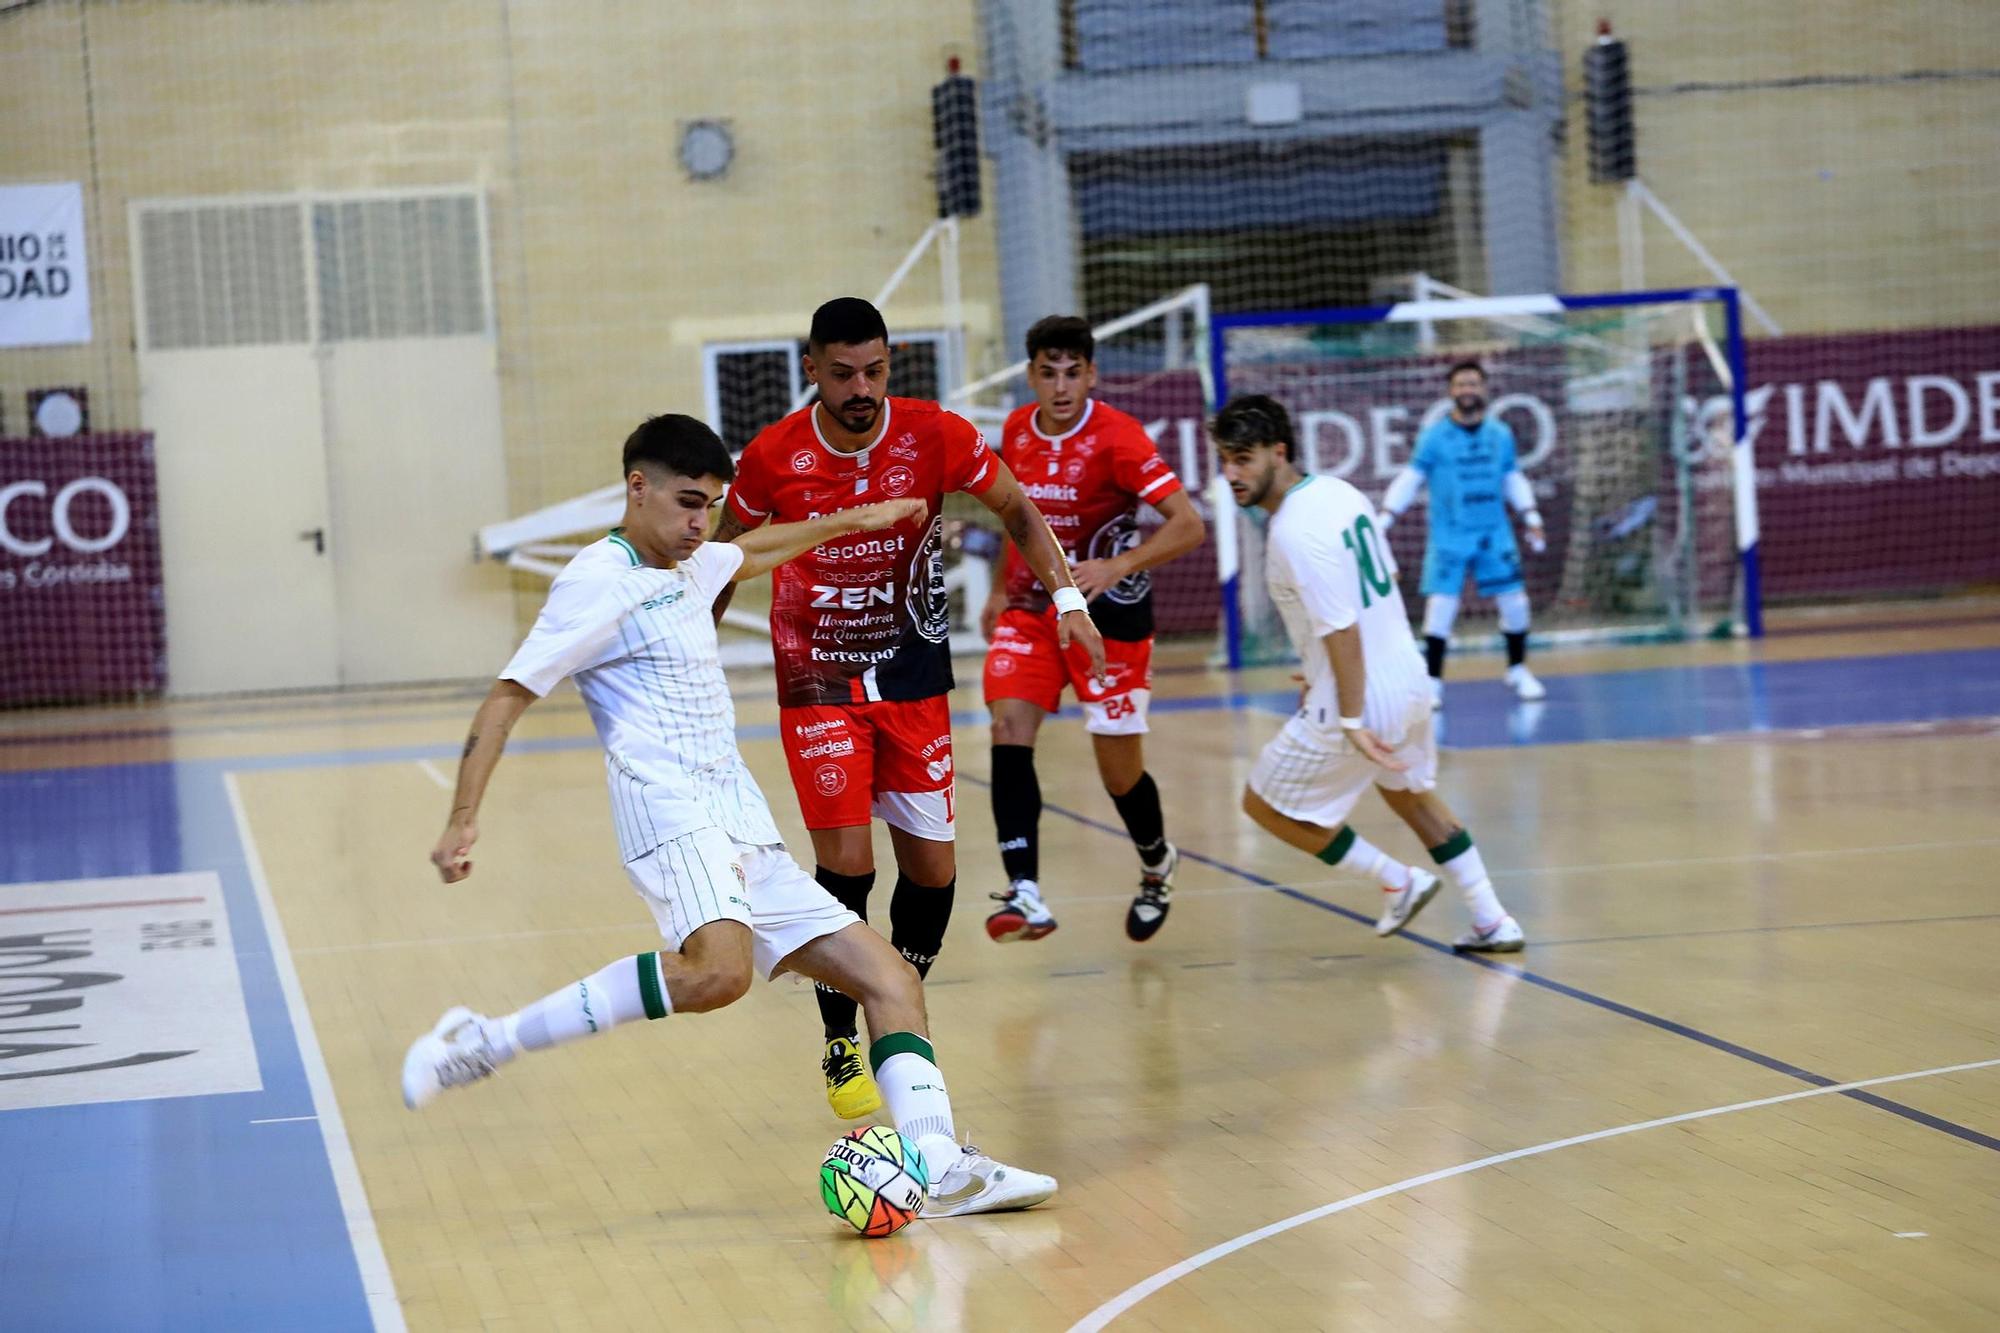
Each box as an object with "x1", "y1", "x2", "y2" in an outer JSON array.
[{"x1": 1216, "y1": 287, "x2": 1756, "y2": 667}]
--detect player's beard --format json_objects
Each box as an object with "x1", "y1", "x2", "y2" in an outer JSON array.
[
  {"x1": 835, "y1": 396, "x2": 880, "y2": 433},
  {"x1": 1454, "y1": 392, "x2": 1485, "y2": 418},
  {"x1": 1230, "y1": 470, "x2": 1272, "y2": 508}
]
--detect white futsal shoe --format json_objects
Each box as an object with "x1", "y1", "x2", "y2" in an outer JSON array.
[
  {"x1": 401, "y1": 1005, "x2": 501, "y2": 1109},
  {"x1": 1375, "y1": 870, "x2": 1440, "y2": 938},
  {"x1": 1505, "y1": 664, "x2": 1547, "y2": 701},
  {"x1": 1429, "y1": 676, "x2": 1446, "y2": 710},
  {"x1": 1453, "y1": 915, "x2": 1527, "y2": 953},
  {"x1": 985, "y1": 879, "x2": 1058, "y2": 942},
  {"x1": 925, "y1": 1146, "x2": 1058, "y2": 1218}
]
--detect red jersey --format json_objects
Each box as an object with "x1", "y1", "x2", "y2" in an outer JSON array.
[
  {"x1": 999, "y1": 398, "x2": 1183, "y2": 641},
  {"x1": 727, "y1": 397, "x2": 1000, "y2": 706}
]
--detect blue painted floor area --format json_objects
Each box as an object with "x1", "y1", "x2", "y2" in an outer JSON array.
[
  {"x1": 1425, "y1": 647, "x2": 2000, "y2": 750},
  {"x1": 0, "y1": 645, "x2": 1994, "y2": 1330},
  {"x1": 0, "y1": 763, "x2": 375, "y2": 1332}
]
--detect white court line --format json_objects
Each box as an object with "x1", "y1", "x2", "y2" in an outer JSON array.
[
  {"x1": 250, "y1": 1114, "x2": 319, "y2": 1125},
  {"x1": 1067, "y1": 1054, "x2": 2000, "y2": 1333},
  {"x1": 415, "y1": 759, "x2": 452, "y2": 790},
  {"x1": 226, "y1": 773, "x2": 407, "y2": 1332}
]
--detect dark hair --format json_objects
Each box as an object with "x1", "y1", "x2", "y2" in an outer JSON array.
[
  {"x1": 809, "y1": 296, "x2": 889, "y2": 350},
  {"x1": 1447, "y1": 359, "x2": 1487, "y2": 384},
  {"x1": 622, "y1": 414, "x2": 734, "y2": 483},
  {"x1": 1210, "y1": 394, "x2": 1296, "y2": 462},
  {"x1": 1025, "y1": 314, "x2": 1094, "y2": 364}
]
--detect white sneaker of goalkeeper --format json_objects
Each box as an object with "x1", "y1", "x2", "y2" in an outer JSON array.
[{"x1": 1506, "y1": 665, "x2": 1546, "y2": 701}]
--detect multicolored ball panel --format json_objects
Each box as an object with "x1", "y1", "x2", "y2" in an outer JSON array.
[{"x1": 819, "y1": 1126, "x2": 930, "y2": 1237}]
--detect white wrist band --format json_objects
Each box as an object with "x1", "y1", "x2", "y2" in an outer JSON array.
[
  {"x1": 1052, "y1": 586, "x2": 1089, "y2": 616},
  {"x1": 1523, "y1": 509, "x2": 1543, "y2": 526},
  {"x1": 1339, "y1": 715, "x2": 1365, "y2": 730}
]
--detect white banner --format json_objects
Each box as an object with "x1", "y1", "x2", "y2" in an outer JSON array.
[{"x1": 0, "y1": 182, "x2": 92, "y2": 349}]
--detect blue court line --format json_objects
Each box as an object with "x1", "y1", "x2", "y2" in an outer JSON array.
[{"x1": 955, "y1": 772, "x2": 2000, "y2": 1157}]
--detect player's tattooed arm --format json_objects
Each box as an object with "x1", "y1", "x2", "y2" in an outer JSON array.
[
  {"x1": 729, "y1": 499, "x2": 927, "y2": 583},
  {"x1": 977, "y1": 461, "x2": 1108, "y2": 676},
  {"x1": 431, "y1": 679, "x2": 537, "y2": 883},
  {"x1": 977, "y1": 460, "x2": 1077, "y2": 594},
  {"x1": 707, "y1": 506, "x2": 755, "y2": 621}
]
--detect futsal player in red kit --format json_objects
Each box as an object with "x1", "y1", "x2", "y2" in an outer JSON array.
[
  {"x1": 979, "y1": 315, "x2": 1206, "y2": 944},
  {"x1": 712, "y1": 298, "x2": 1103, "y2": 1118}
]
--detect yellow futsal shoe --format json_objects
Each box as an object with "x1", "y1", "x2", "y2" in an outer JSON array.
[{"x1": 822, "y1": 1036, "x2": 884, "y2": 1120}]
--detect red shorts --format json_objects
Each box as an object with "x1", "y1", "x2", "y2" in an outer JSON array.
[
  {"x1": 981, "y1": 608, "x2": 1153, "y2": 735},
  {"x1": 778, "y1": 695, "x2": 955, "y2": 840}
]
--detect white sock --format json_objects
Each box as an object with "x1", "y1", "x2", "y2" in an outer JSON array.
[
  {"x1": 870, "y1": 1033, "x2": 960, "y2": 1180},
  {"x1": 484, "y1": 952, "x2": 670, "y2": 1064},
  {"x1": 1318, "y1": 827, "x2": 1413, "y2": 890},
  {"x1": 1432, "y1": 836, "x2": 1507, "y2": 929}
]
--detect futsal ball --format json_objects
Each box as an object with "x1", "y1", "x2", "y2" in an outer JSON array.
[{"x1": 820, "y1": 1125, "x2": 929, "y2": 1237}]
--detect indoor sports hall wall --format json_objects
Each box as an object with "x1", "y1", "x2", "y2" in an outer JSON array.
[
  {"x1": 1554, "y1": 0, "x2": 2000, "y2": 334},
  {"x1": 0, "y1": 0, "x2": 1002, "y2": 530}
]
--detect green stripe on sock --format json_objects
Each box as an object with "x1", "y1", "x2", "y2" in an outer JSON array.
[
  {"x1": 868, "y1": 1031, "x2": 935, "y2": 1074},
  {"x1": 636, "y1": 952, "x2": 669, "y2": 1020},
  {"x1": 1428, "y1": 830, "x2": 1474, "y2": 865},
  {"x1": 1315, "y1": 826, "x2": 1357, "y2": 866}
]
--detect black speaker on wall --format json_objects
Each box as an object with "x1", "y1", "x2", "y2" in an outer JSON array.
[
  {"x1": 1584, "y1": 21, "x2": 1636, "y2": 184},
  {"x1": 932, "y1": 57, "x2": 981, "y2": 219}
]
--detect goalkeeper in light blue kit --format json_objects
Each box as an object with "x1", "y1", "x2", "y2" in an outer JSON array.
[{"x1": 1381, "y1": 360, "x2": 1548, "y2": 704}]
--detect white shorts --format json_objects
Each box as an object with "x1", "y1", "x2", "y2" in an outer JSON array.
[
  {"x1": 1248, "y1": 708, "x2": 1439, "y2": 830},
  {"x1": 625, "y1": 830, "x2": 860, "y2": 980},
  {"x1": 874, "y1": 789, "x2": 956, "y2": 842}
]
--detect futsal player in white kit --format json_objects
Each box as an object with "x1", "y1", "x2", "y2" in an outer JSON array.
[
  {"x1": 1211, "y1": 396, "x2": 1526, "y2": 952},
  {"x1": 399, "y1": 414, "x2": 1056, "y2": 1217}
]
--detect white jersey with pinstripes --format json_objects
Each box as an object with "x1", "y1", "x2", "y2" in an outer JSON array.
[
  {"x1": 500, "y1": 532, "x2": 783, "y2": 859},
  {"x1": 1264, "y1": 474, "x2": 1432, "y2": 743}
]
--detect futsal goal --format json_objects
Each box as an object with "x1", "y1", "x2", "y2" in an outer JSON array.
[{"x1": 1208, "y1": 285, "x2": 1760, "y2": 667}]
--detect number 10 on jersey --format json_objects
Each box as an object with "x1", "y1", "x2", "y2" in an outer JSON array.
[{"x1": 1341, "y1": 515, "x2": 1395, "y2": 608}]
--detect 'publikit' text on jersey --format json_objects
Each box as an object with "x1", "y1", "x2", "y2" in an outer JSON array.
[
  {"x1": 1411, "y1": 414, "x2": 1520, "y2": 549},
  {"x1": 727, "y1": 398, "x2": 1000, "y2": 706},
  {"x1": 500, "y1": 534, "x2": 783, "y2": 859},
  {"x1": 996, "y1": 399, "x2": 1183, "y2": 641},
  {"x1": 1263, "y1": 475, "x2": 1431, "y2": 743}
]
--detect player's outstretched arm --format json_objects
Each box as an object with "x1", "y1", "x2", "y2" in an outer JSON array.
[
  {"x1": 432, "y1": 679, "x2": 538, "y2": 883},
  {"x1": 1503, "y1": 469, "x2": 1546, "y2": 552},
  {"x1": 728, "y1": 498, "x2": 929, "y2": 583},
  {"x1": 974, "y1": 460, "x2": 1107, "y2": 677},
  {"x1": 1322, "y1": 627, "x2": 1406, "y2": 771},
  {"x1": 1071, "y1": 488, "x2": 1207, "y2": 601},
  {"x1": 707, "y1": 507, "x2": 756, "y2": 622},
  {"x1": 1379, "y1": 467, "x2": 1425, "y2": 533}
]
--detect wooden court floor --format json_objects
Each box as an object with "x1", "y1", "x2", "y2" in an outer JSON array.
[{"x1": 5, "y1": 610, "x2": 2000, "y2": 1330}]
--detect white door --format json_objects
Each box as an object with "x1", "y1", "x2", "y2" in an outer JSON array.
[
  {"x1": 134, "y1": 191, "x2": 513, "y2": 693},
  {"x1": 135, "y1": 201, "x2": 343, "y2": 694},
  {"x1": 140, "y1": 345, "x2": 343, "y2": 693},
  {"x1": 320, "y1": 336, "x2": 514, "y2": 684}
]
